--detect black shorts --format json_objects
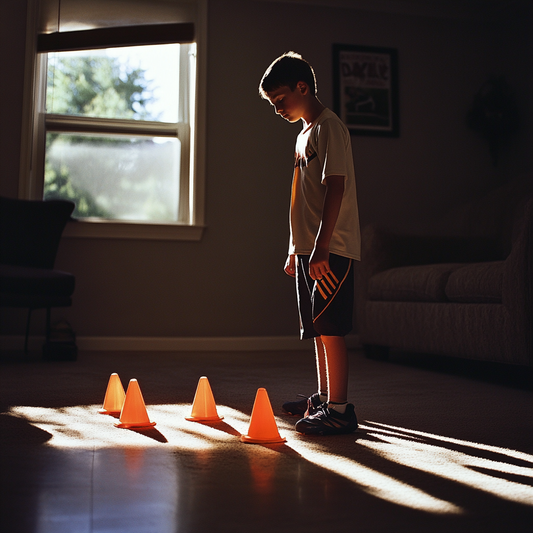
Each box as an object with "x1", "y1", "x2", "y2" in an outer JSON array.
[{"x1": 296, "y1": 253, "x2": 354, "y2": 339}]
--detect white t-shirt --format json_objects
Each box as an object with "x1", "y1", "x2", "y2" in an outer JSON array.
[{"x1": 289, "y1": 108, "x2": 361, "y2": 260}]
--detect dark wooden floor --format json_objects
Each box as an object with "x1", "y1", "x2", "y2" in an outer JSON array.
[{"x1": 1, "y1": 348, "x2": 532, "y2": 533}]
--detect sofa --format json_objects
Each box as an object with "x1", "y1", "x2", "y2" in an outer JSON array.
[{"x1": 356, "y1": 177, "x2": 532, "y2": 366}]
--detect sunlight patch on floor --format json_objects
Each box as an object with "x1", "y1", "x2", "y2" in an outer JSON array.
[
  {"x1": 288, "y1": 436, "x2": 464, "y2": 514},
  {"x1": 7, "y1": 404, "x2": 250, "y2": 450},
  {"x1": 358, "y1": 421, "x2": 533, "y2": 507},
  {"x1": 6, "y1": 405, "x2": 533, "y2": 514}
]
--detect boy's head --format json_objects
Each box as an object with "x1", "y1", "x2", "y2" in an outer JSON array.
[{"x1": 259, "y1": 51, "x2": 317, "y2": 100}]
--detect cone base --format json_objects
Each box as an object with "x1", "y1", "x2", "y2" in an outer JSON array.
[
  {"x1": 240, "y1": 434, "x2": 286, "y2": 444},
  {"x1": 185, "y1": 415, "x2": 224, "y2": 422},
  {"x1": 115, "y1": 421, "x2": 156, "y2": 429},
  {"x1": 98, "y1": 408, "x2": 121, "y2": 415}
]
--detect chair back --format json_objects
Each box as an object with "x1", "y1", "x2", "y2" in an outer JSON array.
[{"x1": 0, "y1": 197, "x2": 75, "y2": 269}]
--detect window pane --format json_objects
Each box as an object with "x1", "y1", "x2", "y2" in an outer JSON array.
[
  {"x1": 44, "y1": 133, "x2": 181, "y2": 222},
  {"x1": 46, "y1": 44, "x2": 180, "y2": 123}
]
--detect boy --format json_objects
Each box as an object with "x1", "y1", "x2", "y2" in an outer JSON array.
[{"x1": 259, "y1": 52, "x2": 361, "y2": 436}]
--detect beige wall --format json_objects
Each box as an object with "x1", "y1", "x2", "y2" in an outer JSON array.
[{"x1": 1, "y1": 0, "x2": 531, "y2": 340}]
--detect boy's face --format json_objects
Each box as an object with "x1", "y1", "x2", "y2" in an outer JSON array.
[{"x1": 266, "y1": 83, "x2": 308, "y2": 123}]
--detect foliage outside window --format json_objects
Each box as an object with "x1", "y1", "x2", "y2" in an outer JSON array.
[{"x1": 43, "y1": 43, "x2": 196, "y2": 224}]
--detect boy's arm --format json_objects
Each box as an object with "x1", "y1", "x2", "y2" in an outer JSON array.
[{"x1": 309, "y1": 175, "x2": 345, "y2": 280}]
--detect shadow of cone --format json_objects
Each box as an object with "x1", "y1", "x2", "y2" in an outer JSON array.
[
  {"x1": 240, "y1": 388, "x2": 286, "y2": 444},
  {"x1": 186, "y1": 376, "x2": 224, "y2": 422},
  {"x1": 115, "y1": 379, "x2": 156, "y2": 429},
  {"x1": 98, "y1": 373, "x2": 126, "y2": 415}
]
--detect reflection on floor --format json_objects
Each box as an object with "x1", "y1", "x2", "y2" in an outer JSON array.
[{"x1": 1, "y1": 349, "x2": 532, "y2": 532}]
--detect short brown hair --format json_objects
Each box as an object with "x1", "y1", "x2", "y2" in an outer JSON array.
[{"x1": 259, "y1": 52, "x2": 317, "y2": 99}]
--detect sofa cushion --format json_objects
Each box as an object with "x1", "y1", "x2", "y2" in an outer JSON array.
[
  {"x1": 445, "y1": 261, "x2": 504, "y2": 303},
  {"x1": 368, "y1": 263, "x2": 463, "y2": 302}
]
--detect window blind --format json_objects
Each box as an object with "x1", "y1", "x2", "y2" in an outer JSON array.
[{"x1": 37, "y1": 22, "x2": 195, "y2": 52}]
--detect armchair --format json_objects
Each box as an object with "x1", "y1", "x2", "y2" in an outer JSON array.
[{"x1": 0, "y1": 197, "x2": 76, "y2": 358}]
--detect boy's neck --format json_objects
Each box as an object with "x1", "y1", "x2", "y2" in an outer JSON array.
[{"x1": 302, "y1": 97, "x2": 326, "y2": 128}]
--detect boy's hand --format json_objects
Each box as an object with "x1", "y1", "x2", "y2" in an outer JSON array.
[
  {"x1": 284, "y1": 254, "x2": 296, "y2": 277},
  {"x1": 309, "y1": 245, "x2": 330, "y2": 280}
]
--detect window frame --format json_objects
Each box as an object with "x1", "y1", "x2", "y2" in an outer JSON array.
[{"x1": 20, "y1": 0, "x2": 207, "y2": 241}]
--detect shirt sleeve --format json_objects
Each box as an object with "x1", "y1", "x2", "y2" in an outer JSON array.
[{"x1": 315, "y1": 119, "x2": 349, "y2": 183}]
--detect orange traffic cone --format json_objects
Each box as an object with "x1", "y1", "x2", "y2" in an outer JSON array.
[
  {"x1": 115, "y1": 379, "x2": 156, "y2": 429},
  {"x1": 186, "y1": 376, "x2": 223, "y2": 422},
  {"x1": 99, "y1": 373, "x2": 126, "y2": 415},
  {"x1": 240, "y1": 388, "x2": 286, "y2": 444}
]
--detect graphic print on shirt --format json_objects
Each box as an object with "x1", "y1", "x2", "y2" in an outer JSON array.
[{"x1": 294, "y1": 147, "x2": 317, "y2": 169}]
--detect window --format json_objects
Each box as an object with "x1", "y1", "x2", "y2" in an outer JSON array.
[
  {"x1": 44, "y1": 43, "x2": 195, "y2": 224},
  {"x1": 21, "y1": 0, "x2": 207, "y2": 240}
]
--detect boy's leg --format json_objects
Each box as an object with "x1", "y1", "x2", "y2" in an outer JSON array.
[
  {"x1": 320, "y1": 335, "x2": 348, "y2": 404},
  {"x1": 293, "y1": 255, "x2": 357, "y2": 434},
  {"x1": 297, "y1": 255, "x2": 328, "y2": 402},
  {"x1": 314, "y1": 337, "x2": 329, "y2": 398},
  {"x1": 281, "y1": 338, "x2": 325, "y2": 415},
  {"x1": 282, "y1": 256, "x2": 327, "y2": 416},
  {"x1": 296, "y1": 334, "x2": 357, "y2": 434},
  {"x1": 287, "y1": 254, "x2": 352, "y2": 419}
]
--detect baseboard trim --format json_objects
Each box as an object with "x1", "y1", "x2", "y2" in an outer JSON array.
[{"x1": 1, "y1": 334, "x2": 361, "y2": 352}]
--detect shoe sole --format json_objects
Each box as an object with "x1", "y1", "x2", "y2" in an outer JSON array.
[{"x1": 296, "y1": 426, "x2": 358, "y2": 436}]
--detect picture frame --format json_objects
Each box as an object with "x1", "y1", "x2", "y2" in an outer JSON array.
[{"x1": 333, "y1": 44, "x2": 399, "y2": 137}]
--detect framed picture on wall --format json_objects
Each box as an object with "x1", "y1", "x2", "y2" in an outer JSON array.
[{"x1": 333, "y1": 44, "x2": 399, "y2": 137}]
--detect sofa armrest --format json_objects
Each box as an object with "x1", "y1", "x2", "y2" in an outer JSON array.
[{"x1": 503, "y1": 197, "x2": 533, "y2": 312}]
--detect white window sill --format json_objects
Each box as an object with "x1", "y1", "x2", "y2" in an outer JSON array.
[{"x1": 62, "y1": 219, "x2": 205, "y2": 241}]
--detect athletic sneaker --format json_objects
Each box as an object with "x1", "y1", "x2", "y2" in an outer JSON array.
[
  {"x1": 282, "y1": 393, "x2": 322, "y2": 417},
  {"x1": 295, "y1": 403, "x2": 358, "y2": 436}
]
